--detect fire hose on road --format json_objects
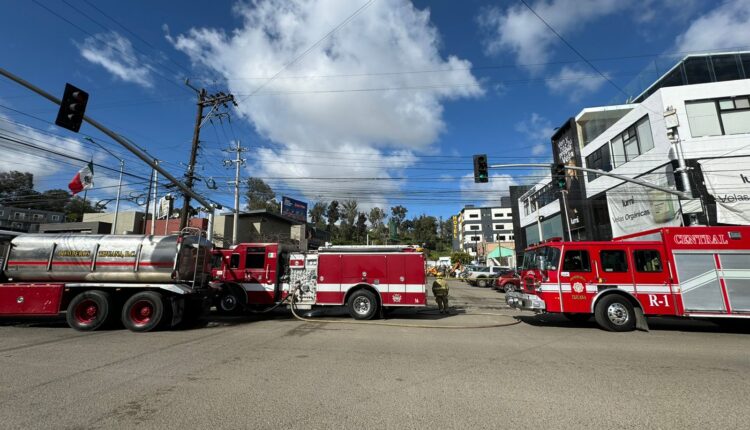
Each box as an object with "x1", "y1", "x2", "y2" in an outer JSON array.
[{"x1": 288, "y1": 285, "x2": 521, "y2": 329}]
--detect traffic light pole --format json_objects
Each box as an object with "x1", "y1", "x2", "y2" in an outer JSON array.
[
  {"x1": 560, "y1": 189, "x2": 572, "y2": 241},
  {"x1": 0, "y1": 67, "x2": 218, "y2": 212},
  {"x1": 488, "y1": 163, "x2": 693, "y2": 199}
]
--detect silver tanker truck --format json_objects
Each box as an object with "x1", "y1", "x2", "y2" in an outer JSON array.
[{"x1": 0, "y1": 232, "x2": 213, "y2": 332}]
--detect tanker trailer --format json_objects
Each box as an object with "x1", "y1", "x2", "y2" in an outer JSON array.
[{"x1": 0, "y1": 232, "x2": 212, "y2": 332}]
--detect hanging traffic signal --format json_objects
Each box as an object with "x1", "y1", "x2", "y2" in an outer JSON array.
[
  {"x1": 473, "y1": 154, "x2": 489, "y2": 183},
  {"x1": 55, "y1": 83, "x2": 89, "y2": 132},
  {"x1": 551, "y1": 162, "x2": 567, "y2": 189}
]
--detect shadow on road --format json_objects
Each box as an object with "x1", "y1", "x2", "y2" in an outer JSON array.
[{"x1": 516, "y1": 314, "x2": 750, "y2": 334}]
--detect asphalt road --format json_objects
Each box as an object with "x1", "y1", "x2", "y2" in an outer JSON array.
[{"x1": 1, "y1": 279, "x2": 749, "y2": 429}]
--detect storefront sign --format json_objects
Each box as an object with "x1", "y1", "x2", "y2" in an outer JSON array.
[
  {"x1": 606, "y1": 165, "x2": 682, "y2": 237},
  {"x1": 699, "y1": 157, "x2": 750, "y2": 225},
  {"x1": 281, "y1": 196, "x2": 307, "y2": 222}
]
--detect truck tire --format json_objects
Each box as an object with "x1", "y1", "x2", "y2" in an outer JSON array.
[
  {"x1": 594, "y1": 295, "x2": 636, "y2": 332},
  {"x1": 66, "y1": 290, "x2": 112, "y2": 331},
  {"x1": 122, "y1": 291, "x2": 165, "y2": 332},
  {"x1": 503, "y1": 283, "x2": 516, "y2": 294},
  {"x1": 217, "y1": 285, "x2": 244, "y2": 315},
  {"x1": 347, "y1": 289, "x2": 378, "y2": 320},
  {"x1": 477, "y1": 277, "x2": 488, "y2": 288}
]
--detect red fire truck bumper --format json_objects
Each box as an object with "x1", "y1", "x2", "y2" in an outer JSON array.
[{"x1": 506, "y1": 291, "x2": 546, "y2": 313}]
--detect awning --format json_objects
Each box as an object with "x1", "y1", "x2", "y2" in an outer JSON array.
[{"x1": 487, "y1": 246, "x2": 514, "y2": 259}]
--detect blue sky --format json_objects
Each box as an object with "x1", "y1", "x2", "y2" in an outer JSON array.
[{"x1": 2, "y1": 0, "x2": 749, "y2": 222}]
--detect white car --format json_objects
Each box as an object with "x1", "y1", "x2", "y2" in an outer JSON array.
[{"x1": 466, "y1": 266, "x2": 509, "y2": 287}]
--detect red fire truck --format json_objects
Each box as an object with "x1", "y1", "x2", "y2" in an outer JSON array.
[
  {"x1": 210, "y1": 243, "x2": 427, "y2": 319},
  {"x1": 506, "y1": 226, "x2": 750, "y2": 331}
]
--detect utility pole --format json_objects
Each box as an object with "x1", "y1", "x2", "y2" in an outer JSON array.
[
  {"x1": 151, "y1": 160, "x2": 159, "y2": 235},
  {"x1": 224, "y1": 140, "x2": 247, "y2": 245},
  {"x1": 179, "y1": 80, "x2": 237, "y2": 231}
]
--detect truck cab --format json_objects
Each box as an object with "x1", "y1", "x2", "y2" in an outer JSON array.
[{"x1": 211, "y1": 243, "x2": 294, "y2": 313}]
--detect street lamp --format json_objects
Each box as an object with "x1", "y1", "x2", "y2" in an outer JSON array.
[{"x1": 84, "y1": 137, "x2": 124, "y2": 234}]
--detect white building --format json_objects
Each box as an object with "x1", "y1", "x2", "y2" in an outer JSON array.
[{"x1": 517, "y1": 52, "x2": 750, "y2": 245}]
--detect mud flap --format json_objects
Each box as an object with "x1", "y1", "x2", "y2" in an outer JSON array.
[
  {"x1": 635, "y1": 307, "x2": 649, "y2": 332},
  {"x1": 168, "y1": 296, "x2": 185, "y2": 327}
]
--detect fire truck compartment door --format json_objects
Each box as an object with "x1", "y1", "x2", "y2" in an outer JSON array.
[
  {"x1": 673, "y1": 253, "x2": 726, "y2": 312},
  {"x1": 0, "y1": 284, "x2": 64, "y2": 315},
  {"x1": 387, "y1": 255, "x2": 405, "y2": 293},
  {"x1": 717, "y1": 254, "x2": 750, "y2": 312}
]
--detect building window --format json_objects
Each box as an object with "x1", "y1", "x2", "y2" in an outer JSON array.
[
  {"x1": 470, "y1": 236, "x2": 481, "y2": 242},
  {"x1": 509, "y1": 235, "x2": 514, "y2": 240},
  {"x1": 0, "y1": 210, "x2": 4, "y2": 216},
  {"x1": 683, "y1": 57, "x2": 711, "y2": 84},
  {"x1": 51, "y1": 215, "x2": 60, "y2": 221},
  {"x1": 523, "y1": 200, "x2": 530, "y2": 216},
  {"x1": 13, "y1": 212, "x2": 25, "y2": 220},
  {"x1": 711, "y1": 55, "x2": 742, "y2": 82},
  {"x1": 11, "y1": 222, "x2": 23, "y2": 230},
  {"x1": 687, "y1": 96, "x2": 750, "y2": 137},
  {"x1": 610, "y1": 116, "x2": 654, "y2": 167},
  {"x1": 496, "y1": 235, "x2": 506, "y2": 241},
  {"x1": 494, "y1": 224, "x2": 505, "y2": 230},
  {"x1": 32, "y1": 214, "x2": 43, "y2": 221},
  {"x1": 468, "y1": 214, "x2": 479, "y2": 219},
  {"x1": 469, "y1": 225, "x2": 480, "y2": 231},
  {"x1": 585, "y1": 144, "x2": 611, "y2": 181}
]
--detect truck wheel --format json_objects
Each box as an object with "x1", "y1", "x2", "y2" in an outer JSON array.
[
  {"x1": 347, "y1": 289, "x2": 378, "y2": 320},
  {"x1": 564, "y1": 313, "x2": 591, "y2": 323},
  {"x1": 503, "y1": 283, "x2": 515, "y2": 294},
  {"x1": 594, "y1": 295, "x2": 636, "y2": 332},
  {"x1": 217, "y1": 286, "x2": 244, "y2": 315},
  {"x1": 122, "y1": 291, "x2": 165, "y2": 332},
  {"x1": 66, "y1": 290, "x2": 112, "y2": 331},
  {"x1": 477, "y1": 277, "x2": 488, "y2": 288}
]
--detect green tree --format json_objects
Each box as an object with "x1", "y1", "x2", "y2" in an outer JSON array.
[
  {"x1": 341, "y1": 200, "x2": 358, "y2": 225},
  {"x1": 390, "y1": 205, "x2": 407, "y2": 230},
  {"x1": 325, "y1": 200, "x2": 340, "y2": 232},
  {"x1": 451, "y1": 251, "x2": 472, "y2": 265},
  {"x1": 245, "y1": 177, "x2": 279, "y2": 212},
  {"x1": 64, "y1": 196, "x2": 102, "y2": 222},
  {"x1": 413, "y1": 215, "x2": 438, "y2": 249},
  {"x1": 0, "y1": 170, "x2": 35, "y2": 206},
  {"x1": 355, "y1": 212, "x2": 367, "y2": 242},
  {"x1": 34, "y1": 189, "x2": 71, "y2": 213},
  {"x1": 310, "y1": 201, "x2": 327, "y2": 228}
]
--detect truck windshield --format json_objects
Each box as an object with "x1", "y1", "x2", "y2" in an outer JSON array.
[{"x1": 521, "y1": 247, "x2": 561, "y2": 271}]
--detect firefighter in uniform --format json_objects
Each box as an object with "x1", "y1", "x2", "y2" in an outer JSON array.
[{"x1": 432, "y1": 270, "x2": 450, "y2": 314}]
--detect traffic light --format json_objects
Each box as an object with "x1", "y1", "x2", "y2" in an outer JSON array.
[
  {"x1": 552, "y1": 162, "x2": 567, "y2": 190},
  {"x1": 55, "y1": 83, "x2": 89, "y2": 132},
  {"x1": 473, "y1": 154, "x2": 488, "y2": 183}
]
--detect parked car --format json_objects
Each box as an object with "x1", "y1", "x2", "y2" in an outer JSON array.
[
  {"x1": 494, "y1": 270, "x2": 520, "y2": 293},
  {"x1": 466, "y1": 266, "x2": 511, "y2": 287}
]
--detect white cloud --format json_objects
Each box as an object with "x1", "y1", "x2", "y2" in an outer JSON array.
[
  {"x1": 0, "y1": 113, "x2": 141, "y2": 209},
  {"x1": 77, "y1": 31, "x2": 154, "y2": 88},
  {"x1": 478, "y1": 0, "x2": 626, "y2": 69},
  {"x1": 515, "y1": 113, "x2": 554, "y2": 156},
  {"x1": 169, "y1": 0, "x2": 482, "y2": 205},
  {"x1": 460, "y1": 173, "x2": 517, "y2": 206},
  {"x1": 545, "y1": 66, "x2": 607, "y2": 101},
  {"x1": 674, "y1": 0, "x2": 750, "y2": 54}
]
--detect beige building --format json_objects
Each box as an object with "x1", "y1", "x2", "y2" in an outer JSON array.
[{"x1": 83, "y1": 211, "x2": 145, "y2": 234}]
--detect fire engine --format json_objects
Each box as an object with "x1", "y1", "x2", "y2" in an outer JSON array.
[
  {"x1": 210, "y1": 243, "x2": 427, "y2": 319},
  {"x1": 506, "y1": 226, "x2": 750, "y2": 331},
  {"x1": 0, "y1": 231, "x2": 213, "y2": 332}
]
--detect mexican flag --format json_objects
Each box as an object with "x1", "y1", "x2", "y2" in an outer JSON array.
[{"x1": 68, "y1": 161, "x2": 94, "y2": 195}]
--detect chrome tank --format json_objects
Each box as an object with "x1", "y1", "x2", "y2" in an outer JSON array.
[{"x1": 3, "y1": 234, "x2": 212, "y2": 284}]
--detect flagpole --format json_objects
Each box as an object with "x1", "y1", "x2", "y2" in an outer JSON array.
[{"x1": 80, "y1": 189, "x2": 87, "y2": 222}]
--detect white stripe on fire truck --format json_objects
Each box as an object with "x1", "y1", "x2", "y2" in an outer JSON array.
[
  {"x1": 720, "y1": 269, "x2": 750, "y2": 279},
  {"x1": 679, "y1": 271, "x2": 719, "y2": 294},
  {"x1": 316, "y1": 283, "x2": 425, "y2": 293},
  {"x1": 240, "y1": 283, "x2": 274, "y2": 292},
  {"x1": 635, "y1": 285, "x2": 672, "y2": 293}
]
